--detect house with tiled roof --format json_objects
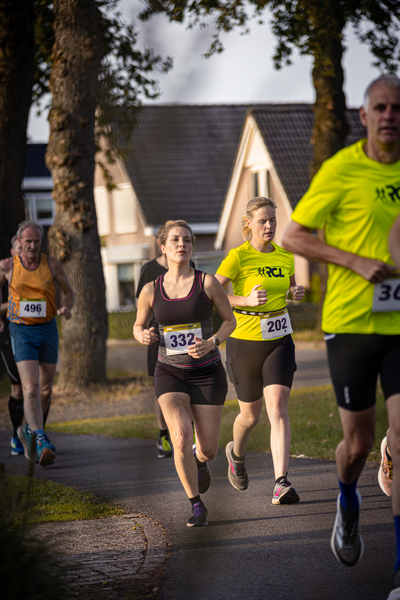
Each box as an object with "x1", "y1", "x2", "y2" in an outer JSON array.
[
  {"x1": 24, "y1": 105, "x2": 367, "y2": 311},
  {"x1": 215, "y1": 104, "x2": 367, "y2": 287},
  {"x1": 94, "y1": 104, "x2": 256, "y2": 310}
]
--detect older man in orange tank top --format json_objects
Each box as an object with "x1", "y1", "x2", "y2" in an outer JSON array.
[{"x1": 0, "y1": 220, "x2": 74, "y2": 467}]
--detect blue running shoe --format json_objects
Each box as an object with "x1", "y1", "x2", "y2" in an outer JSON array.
[
  {"x1": 36, "y1": 432, "x2": 56, "y2": 467},
  {"x1": 17, "y1": 425, "x2": 37, "y2": 461},
  {"x1": 43, "y1": 432, "x2": 56, "y2": 453},
  {"x1": 187, "y1": 501, "x2": 208, "y2": 527},
  {"x1": 11, "y1": 435, "x2": 24, "y2": 456}
]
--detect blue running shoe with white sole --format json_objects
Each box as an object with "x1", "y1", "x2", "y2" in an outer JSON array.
[
  {"x1": 11, "y1": 435, "x2": 24, "y2": 456},
  {"x1": 43, "y1": 432, "x2": 56, "y2": 453},
  {"x1": 17, "y1": 425, "x2": 37, "y2": 461},
  {"x1": 36, "y1": 432, "x2": 56, "y2": 467}
]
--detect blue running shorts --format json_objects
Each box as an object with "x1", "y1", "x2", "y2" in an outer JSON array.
[{"x1": 9, "y1": 319, "x2": 59, "y2": 364}]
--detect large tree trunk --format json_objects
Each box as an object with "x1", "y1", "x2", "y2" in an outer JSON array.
[
  {"x1": 309, "y1": 1, "x2": 348, "y2": 329},
  {"x1": 46, "y1": 0, "x2": 108, "y2": 389},
  {"x1": 310, "y1": 1, "x2": 349, "y2": 178},
  {"x1": 0, "y1": 1, "x2": 35, "y2": 258}
]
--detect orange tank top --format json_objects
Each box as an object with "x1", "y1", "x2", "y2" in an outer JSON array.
[{"x1": 8, "y1": 254, "x2": 57, "y2": 325}]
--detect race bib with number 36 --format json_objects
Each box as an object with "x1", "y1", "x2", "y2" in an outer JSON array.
[
  {"x1": 164, "y1": 323, "x2": 202, "y2": 355},
  {"x1": 372, "y1": 278, "x2": 400, "y2": 312},
  {"x1": 19, "y1": 298, "x2": 47, "y2": 318},
  {"x1": 260, "y1": 311, "x2": 293, "y2": 340}
]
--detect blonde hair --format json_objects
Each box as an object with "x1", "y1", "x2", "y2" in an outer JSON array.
[
  {"x1": 241, "y1": 197, "x2": 277, "y2": 241},
  {"x1": 159, "y1": 220, "x2": 196, "y2": 246}
]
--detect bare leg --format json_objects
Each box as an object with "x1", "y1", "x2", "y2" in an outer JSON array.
[
  {"x1": 39, "y1": 362, "x2": 57, "y2": 422},
  {"x1": 191, "y1": 404, "x2": 223, "y2": 463},
  {"x1": 336, "y1": 405, "x2": 376, "y2": 484},
  {"x1": 158, "y1": 392, "x2": 198, "y2": 497},
  {"x1": 233, "y1": 397, "x2": 263, "y2": 457},
  {"x1": 264, "y1": 384, "x2": 291, "y2": 479},
  {"x1": 16, "y1": 360, "x2": 42, "y2": 430},
  {"x1": 154, "y1": 396, "x2": 168, "y2": 431}
]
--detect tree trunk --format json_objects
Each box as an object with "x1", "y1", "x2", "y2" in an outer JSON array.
[
  {"x1": 0, "y1": 1, "x2": 35, "y2": 258},
  {"x1": 310, "y1": 1, "x2": 349, "y2": 178},
  {"x1": 46, "y1": 0, "x2": 108, "y2": 389},
  {"x1": 308, "y1": 1, "x2": 348, "y2": 329}
]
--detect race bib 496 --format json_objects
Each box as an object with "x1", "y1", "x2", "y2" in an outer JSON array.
[
  {"x1": 164, "y1": 323, "x2": 202, "y2": 355},
  {"x1": 19, "y1": 298, "x2": 47, "y2": 318}
]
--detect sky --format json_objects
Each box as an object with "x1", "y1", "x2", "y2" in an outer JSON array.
[{"x1": 27, "y1": 0, "x2": 384, "y2": 143}]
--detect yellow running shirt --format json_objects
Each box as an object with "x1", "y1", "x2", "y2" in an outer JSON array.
[
  {"x1": 291, "y1": 139, "x2": 400, "y2": 334},
  {"x1": 216, "y1": 241, "x2": 294, "y2": 340}
]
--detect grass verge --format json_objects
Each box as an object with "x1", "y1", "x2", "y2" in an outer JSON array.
[
  {"x1": 47, "y1": 384, "x2": 388, "y2": 462},
  {"x1": 8, "y1": 474, "x2": 123, "y2": 524}
]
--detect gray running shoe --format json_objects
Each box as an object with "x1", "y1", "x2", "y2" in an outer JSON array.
[
  {"x1": 272, "y1": 474, "x2": 300, "y2": 505},
  {"x1": 225, "y1": 441, "x2": 248, "y2": 491},
  {"x1": 388, "y1": 570, "x2": 400, "y2": 599},
  {"x1": 331, "y1": 490, "x2": 364, "y2": 567},
  {"x1": 187, "y1": 501, "x2": 208, "y2": 527}
]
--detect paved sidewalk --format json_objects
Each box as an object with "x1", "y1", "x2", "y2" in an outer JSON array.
[{"x1": 34, "y1": 513, "x2": 167, "y2": 597}]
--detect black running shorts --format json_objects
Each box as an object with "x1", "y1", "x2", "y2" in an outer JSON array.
[
  {"x1": 326, "y1": 333, "x2": 400, "y2": 411},
  {"x1": 225, "y1": 335, "x2": 296, "y2": 403},
  {"x1": 154, "y1": 360, "x2": 227, "y2": 405},
  {"x1": 0, "y1": 335, "x2": 21, "y2": 385}
]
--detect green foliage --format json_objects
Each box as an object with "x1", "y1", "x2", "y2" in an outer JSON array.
[
  {"x1": 108, "y1": 310, "x2": 136, "y2": 339},
  {"x1": 0, "y1": 463, "x2": 65, "y2": 599},
  {"x1": 140, "y1": 0, "x2": 400, "y2": 72},
  {"x1": 8, "y1": 474, "x2": 122, "y2": 523}
]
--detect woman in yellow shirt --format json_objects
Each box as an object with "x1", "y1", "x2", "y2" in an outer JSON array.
[{"x1": 216, "y1": 196, "x2": 305, "y2": 504}]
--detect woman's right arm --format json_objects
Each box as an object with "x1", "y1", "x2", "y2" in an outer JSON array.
[
  {"x1": 133, "y1": 282, "x2": 159, "y2": 345},
  {"x1": 214, "y1": 274, "x2": 267, "y2": 307}
]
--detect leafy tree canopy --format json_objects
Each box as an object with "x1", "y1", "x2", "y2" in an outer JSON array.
[
  {"x1": 33, "y1": 0, "x2": 172, "y2": 161},
  {"x1": 140, "y1": 0, "x2": 400, "y2": 71}
]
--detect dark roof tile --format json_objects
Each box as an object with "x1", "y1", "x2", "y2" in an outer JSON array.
[{"x1": 251, "y1": 105, "x2": 366, "y2": 208}]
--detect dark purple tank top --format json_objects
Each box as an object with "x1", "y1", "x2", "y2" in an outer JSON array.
[{"x1": 153, "y1": 270, "x2": 220, "y2": 368}]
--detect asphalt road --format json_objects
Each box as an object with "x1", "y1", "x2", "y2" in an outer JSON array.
[
  {"x1": 2, "y1": 433, "x2": 393, "y2": 600},
  {"x1": 4, "y1": 341, "x2": 393, "y2": 600}
]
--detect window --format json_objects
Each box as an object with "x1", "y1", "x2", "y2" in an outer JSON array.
[
  {"x1": 94, "y1": 187, "x2": 110, "y2": 236},
  {"x1": 113, "y1": 185, "x2": 138, "y2": 234},
  {"x1": 118, "y1": 263, "x2": 135, "y2": 306},
  {"x1": 24, "y1": 194, "x2": 55, "y2": 226}
]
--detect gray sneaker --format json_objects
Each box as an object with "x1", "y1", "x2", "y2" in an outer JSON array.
[
  {"x1": 388, "y1": 570, "x2": 400, "y2": 599},
  {"x1": 331, "y1": 490, "x2": 364, "y2": 567},
  {"x1": 272, "y1": 474, "x2": 300, "y2": 505},
  {"x1": 225, "y1": 441, "x2": 248, "y2": 491}
]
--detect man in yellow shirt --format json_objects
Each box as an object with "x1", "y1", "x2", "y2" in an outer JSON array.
[
  {"x1": 0, "y1": 220, "x2": 74, "y2": 467},
  {"x1": 282, "y1": 75, "x2": 400, "y2": 598}
]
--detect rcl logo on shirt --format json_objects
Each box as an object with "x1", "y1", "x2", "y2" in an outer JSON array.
[{"x1": 257, "y1": 267, "x2": 284, "y2": 278}]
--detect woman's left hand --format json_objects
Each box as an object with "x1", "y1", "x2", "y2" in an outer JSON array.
[
  {"x1": 187, "y1": 336, "x2": 214, "y2": 359},
  {"x1": 289, "y1": 285, "x2": 306, "y2": 302}
]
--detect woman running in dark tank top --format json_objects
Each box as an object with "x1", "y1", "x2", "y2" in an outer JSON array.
[{"x1": 134, "y1": 219, "x2": 236, "y2": 528}]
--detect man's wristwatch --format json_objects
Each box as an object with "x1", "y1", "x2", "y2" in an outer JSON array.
[{"x1": 211, "y1": 336, "x2": 220, "y2": 347}]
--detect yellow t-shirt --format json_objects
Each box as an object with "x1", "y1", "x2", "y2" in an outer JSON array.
[
  {"x1": 216, "y1": 241, "x2": 294, "y2": 340},
  {"x1": 291, "y1": 139, "x2": 400, "y2": 334}
]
